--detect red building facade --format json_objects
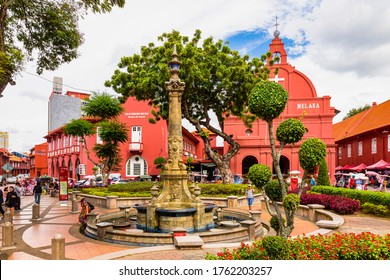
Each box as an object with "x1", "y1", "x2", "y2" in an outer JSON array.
[
  {"x1": 224, "y1": 31, "x2": 337, "y2": 179},
  {"x1": 45, "y1": 97, "x2": 209, "y2": 180},
  {"x1": 29, "y1": 142, "x2": 48, "y2": 178},
  {"x1": 333, "y1": 100, "x2": 390, "y2": 167}
]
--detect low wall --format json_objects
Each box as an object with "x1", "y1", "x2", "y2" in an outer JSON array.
[
  {"x1": 72, "y1": 193, "x2": 262, "y2": 209},
  {"x1": 74, "y1": 192, "x2": 343, "y2": 230}
]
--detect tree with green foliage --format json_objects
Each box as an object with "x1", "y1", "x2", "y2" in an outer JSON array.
[
  {"x1": 186, "y1": 156, "x2": 195, "y2": 171},
  {"x1": 153, "y1": 157, "x2": 167, "y2": 170},
  {"x1": 248, "y1": 80, "x2": 307, "y2": 238},
  {"x1": 342, "y1": 104, "x2": 371, "y2": 120},
  {"x1": 63, "y1": 92, "x2": 128, "y2": 185},
  {"x1": 317, "y1": 157, "x2": 330, "y2": 186},
  {"x1": 298, "y1": 138, "x2": 327, "y2": 192},
  {"x1": 0, "y1": 0, "x2": 126, "y2": 98},
  {"x1": 105, "y1": 30, "x2": 277, "y2": 184}
]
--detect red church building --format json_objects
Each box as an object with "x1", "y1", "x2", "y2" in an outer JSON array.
[{"x1": 224, "y1": 29, "x2": 337, "y2": 179}]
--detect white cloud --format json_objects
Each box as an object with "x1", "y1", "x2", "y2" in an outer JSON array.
[{"x1": 0, "y1": 0, "x2": 389, "y2": 152}]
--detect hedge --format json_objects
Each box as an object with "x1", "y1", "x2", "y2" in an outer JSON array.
[
  {"x1": 78, "y1": 181, "x2": 254, "y2": 197},
  {"x1": 311, "y1": 186, "x2": 390, "y2": 209}
]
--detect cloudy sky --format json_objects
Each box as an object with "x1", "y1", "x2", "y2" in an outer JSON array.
[{"x1": 1, "y1": 0, "x2": 389, "y2": 153}]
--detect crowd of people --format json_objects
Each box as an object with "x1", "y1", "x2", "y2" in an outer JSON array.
[
  {"x1": 334, "y1": 171, "x2": 389, "y2": 191},
  {"x1": 0, "y1": 176, "x2": 62, "y2": 220}
]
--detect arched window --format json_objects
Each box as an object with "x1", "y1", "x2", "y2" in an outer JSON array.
[{"x1": 126, "y1": 156, "x2": 148, "y2": 176}]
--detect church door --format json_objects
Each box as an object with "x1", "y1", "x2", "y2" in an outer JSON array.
[{"x1": 242, "y1": 156, "x2": 259, "y2": 175}]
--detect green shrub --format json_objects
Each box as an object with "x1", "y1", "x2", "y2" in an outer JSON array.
[
  {"x1": 283, "y1": 194, "x2": 300, "y2": 211},
  {"x1": 79, "y1": 181, "x2": 255, "y2": 198},
  {"x1": 270, "y1": 216, "x2": 285, "y2": 234},
  {"x1": 264, "y1": 180, "x2": 285, "y2": 201},
  {"x1": 362, "y1": 202, "x2": 390, "y2": 216},
  {"x1": 312, "y1": 186, "x2": 390, "y2": 209},
  {"x1": 248, "y1": 80, "x2": 288, "y2": 122},
  {"x1": 317, "y1": 158, "x2": 330, "y2": 186},
  {"x1": 259, "y1": 236, "x2": 290, "y2": 260},
  {"x1": 276, "y1": 118, "x2": 305, "y2": 144},
  {"x1": 298, "y1": 138, "x2": 326, "y2": 171},
  {"x1": 248, "y1": 164, "x2": 272, "y2": 190}
]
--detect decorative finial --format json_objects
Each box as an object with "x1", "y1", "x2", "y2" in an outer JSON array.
[
  {"x1": 273, "y1": 15, "x2": 280, "y2": 37},
  {"x1": 168, "y1": 44, "x2": 181, "y2": 77}
]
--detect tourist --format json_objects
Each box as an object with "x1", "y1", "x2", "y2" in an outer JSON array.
[
  {"x1": 33, "y1": 180, "x2": 43, "y2": 204},
  {"x1": 310, "y1": 175, "x2": 316, "y2": 187},
  {"x1": 14, "y1": 182, "x2": 21, "y2": 210},
  {"x1": 78, "y1": 198, "x2": 91, "y2": 224},
  {"x1": 348, "y1": 175, "x2": 355, "y2": 189},
  {"x1": 245, "y1": 184, "x2": 255, "y2": 211},
  {"x1": 5, "y1": 186, "x2": 18, "y2": 219}
]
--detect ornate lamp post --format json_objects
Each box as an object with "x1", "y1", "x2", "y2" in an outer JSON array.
[
  {"x1": 144, "y1": 45, "x2": 208, "y2": 233},
  {"x1": 163, "y1": 45, "x2": 187, "y2": 172}
]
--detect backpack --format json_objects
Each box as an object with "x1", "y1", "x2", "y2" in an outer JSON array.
[{"x1": 87, "y1": 202, "x2": 95, "y2": 211}]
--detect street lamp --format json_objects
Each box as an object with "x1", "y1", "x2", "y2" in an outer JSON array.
[{"x1": 168, "y1": 45, "x2": 181, "y2": 73}]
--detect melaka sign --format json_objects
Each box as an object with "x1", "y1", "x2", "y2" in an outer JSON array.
[{"x1": 297, "y1": 103, "x2": 320, "y2": 109}]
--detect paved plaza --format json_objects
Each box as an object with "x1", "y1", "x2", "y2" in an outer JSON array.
[{"x1": 0, "y1": 193, "x2": 389, "y2": 260}]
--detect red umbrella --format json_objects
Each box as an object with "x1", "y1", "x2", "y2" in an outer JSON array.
[{"x1": 335, "y1": 165, "x2": 344, "y2": 171}]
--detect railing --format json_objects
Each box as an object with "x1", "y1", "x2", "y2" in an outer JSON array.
[{"x1": 129, "y1": 142, "x2": 143, "y2": 152}]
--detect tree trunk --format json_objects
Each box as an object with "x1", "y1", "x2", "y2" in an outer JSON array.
[{"x1": 267, "y1": 120, "x2": 294, "y2": 238}]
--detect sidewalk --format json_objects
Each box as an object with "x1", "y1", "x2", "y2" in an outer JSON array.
[{"x1": 1, "y1": 194, "x2": 389, "y2": 260}]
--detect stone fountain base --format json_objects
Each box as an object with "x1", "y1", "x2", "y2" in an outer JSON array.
[{"x1": 83, "y1": 207, "x2": 267, "y2": 246}]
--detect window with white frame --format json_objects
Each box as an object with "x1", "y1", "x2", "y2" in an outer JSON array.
[
  {"x1": 371, "y1": 138, "x2": 377, "y2": 154},
  {"x1": 347, "y1": 144, "x2": 351, "y2": 158},
  {"x1": 358, "y1": 141, "x2": 363, "y2": 156},
  {"x1": 126, "y1": 155, "x2": 147, "y2": 176},
  {"x1": 130, "y1": 126, "x2": 142, "y2": 150},
  {"x1": 63, "y1": 135, "x2": 69, "y2": 147},
  {"x1": 338, "y1": 147, "x2": 342, "y2": 159},
  {"x1": 96, "y1": 127, "x2": 102, "y2": 144}
]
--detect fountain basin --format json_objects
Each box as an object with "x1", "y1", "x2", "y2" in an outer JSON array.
[{"x1": 156, "y1": 207, "x2": 196, "y2": 217}]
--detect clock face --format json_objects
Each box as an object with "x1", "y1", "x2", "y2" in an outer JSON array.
[{"x1": 272, "y1": 52, "x2": 281, "y2": 64}]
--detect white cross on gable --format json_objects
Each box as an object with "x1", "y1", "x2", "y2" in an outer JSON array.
[{"x1": 269, "y1": 74, "x2": 285, "y2": 83}]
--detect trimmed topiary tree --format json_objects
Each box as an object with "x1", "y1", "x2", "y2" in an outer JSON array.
[
  {"x1": 298, "y1": 138, "x2": 327, "y2": 195},
  {"x1": 317, "y1": 158, "x2": 330, "y2": 186},
  {"x1": 248, "y1": 164, "x2": 272, "y2": 190},
  {"x1": 154, "y1": 157, "x2": 167, "y2": 170},
  {"x1": 248, "y1": 80, "x2": 306, "y2": 238}
]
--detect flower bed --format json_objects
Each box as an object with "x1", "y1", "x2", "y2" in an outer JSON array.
[
  {"x1": 205, "y1": 232, "x2": 390, "y2": 260},
  {"x1": 312, "y1": 186, "x2": 390, "y2": 209},
  {"x1": 300, "y1": 193, "x2": 360, "y2": 214}
]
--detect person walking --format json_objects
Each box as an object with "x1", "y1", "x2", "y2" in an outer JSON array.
[
  {"x1": 33, "y1": 180, "x2": 43, "y2": 204},
  {"x1": 5, "y1": 186, "x2": 18, "y2": 219},
  {"x1": 14, "y1": 182, "x2": 21, "y2": 210},
  {"x1": 245, "y1": 184, "x2": 255, "y2": 210}
]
